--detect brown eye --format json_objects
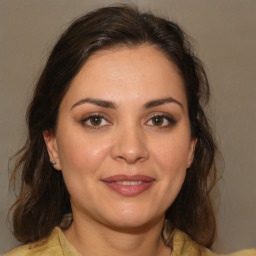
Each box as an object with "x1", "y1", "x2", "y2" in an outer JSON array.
[
  {"x1": 89, "y1": 116, "x2": 102, "y2": 126},
  {"x1": 152, "y1": 116, "x2": 164, "y2": 126},
  {"x1": 146, "y1": 115, "x2": 176, "y2": 128},
  {"x1": 82, "y1": 115, "x2": 110, "y2": 128}
]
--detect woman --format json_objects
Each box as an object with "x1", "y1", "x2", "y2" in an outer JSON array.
[{"x1": 5, "y1": 5, "x2": 255, "y2": 256}]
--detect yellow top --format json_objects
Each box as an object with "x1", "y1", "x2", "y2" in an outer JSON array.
[{"x1": 3, "y1": 227, "x2": 256, "y2": 256}]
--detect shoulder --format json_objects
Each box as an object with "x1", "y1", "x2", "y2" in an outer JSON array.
[
  {"x1": 3, "y1": 227, "x2": 80, "y2": 256},
  {"x1": 172, "y1": 229, "x2": 256, "y2": 256}
]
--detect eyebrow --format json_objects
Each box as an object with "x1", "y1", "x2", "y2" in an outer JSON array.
[
  {"x1": 71, "y1": 97, "x2": 183, "y2": 110},
  {"x1": 144, "y1": 97, "x2": 184, "y2": 110},
  {"x1": 71, "y1": 98, "x2": 117, "y2": 110}
]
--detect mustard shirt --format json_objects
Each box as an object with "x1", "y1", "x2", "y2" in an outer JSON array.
[{"x1": 3, "y1": 227, "x2": 256, "y2": 256}]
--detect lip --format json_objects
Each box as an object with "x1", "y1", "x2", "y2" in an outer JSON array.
[{"x1": 101, "y1": 175, "x2": 155, "y2": 197}]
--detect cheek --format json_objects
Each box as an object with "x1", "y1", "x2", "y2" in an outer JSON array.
[
  {"x1": 56, "y1": 133, "x2": 111, "y2": 178},
  {"x1": 151, "y1": 134, "x2": 191, "y2": 174},
  {"x1": 56, "y1": 135, "x2": 112, "y2": 205},
  {"x1": 148, "y1": 138, "x2": 189, "y2": 213}
]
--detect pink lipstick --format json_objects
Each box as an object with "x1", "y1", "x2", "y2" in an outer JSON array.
[{"x1": 101, "y1": 175, "x2": 155, "y2": 196}]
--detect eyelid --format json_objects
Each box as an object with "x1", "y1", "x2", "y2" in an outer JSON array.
[
  {"x1": 145, "y1": 113, "x2": 176, "y2": 127},
  {"x1": 81, "y1": 113, "x2": 112, "y2": 129}
]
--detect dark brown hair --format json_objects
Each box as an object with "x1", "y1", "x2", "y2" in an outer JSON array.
[{"x1": 9, "y1": 4, "x2": 217, "y2": 248}]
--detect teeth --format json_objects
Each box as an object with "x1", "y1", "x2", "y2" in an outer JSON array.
[{"x1": 116, "y1": 181, "x2": 142, "y2": 185}]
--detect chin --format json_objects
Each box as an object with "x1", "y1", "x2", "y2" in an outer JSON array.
[{"x1": 101, "y1": 207, "x2": 164, "y2": 232}]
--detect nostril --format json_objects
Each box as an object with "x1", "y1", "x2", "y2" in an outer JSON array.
[
  {"x1": 111, "y1": 143, "x2": 149, "y2": 164},
  {"x1": 115, "y1": 153, "x2": 148, "y2": 164},
  {"x1": 110, "y1": 128, "x2": 149, "y2": 163}
]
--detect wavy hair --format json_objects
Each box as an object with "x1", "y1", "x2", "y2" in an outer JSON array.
[{"x1": 9, "y1": 4, "x2": 217, "y2": 248}]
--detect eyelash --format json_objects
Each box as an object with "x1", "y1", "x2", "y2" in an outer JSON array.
[
  {"x1": 80, "y1": 113, "x2": 176, "y2": 129},
  {"x1": 81, "y1": 114, "x2": 111, "y2": 129},
  {"x1": 145, "y1": 114, "x2": 176, "y2": 128}
]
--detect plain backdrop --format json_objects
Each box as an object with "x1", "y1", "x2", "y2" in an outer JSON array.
[{"x1": 0, "y1": 0, "x2": 255, "y2": 254}]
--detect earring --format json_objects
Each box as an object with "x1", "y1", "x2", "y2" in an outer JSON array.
[{"x1": 50, "y1": 161, "x2": 56, "y2": 168}]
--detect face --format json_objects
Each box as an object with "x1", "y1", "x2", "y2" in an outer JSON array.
[{"x1": 44, "y1": 45, "x2": 197, "y2": 230}]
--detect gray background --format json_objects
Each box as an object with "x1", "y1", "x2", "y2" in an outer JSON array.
[{"x1": 1, "y1": 0, "x2": 255, "y2": 254}]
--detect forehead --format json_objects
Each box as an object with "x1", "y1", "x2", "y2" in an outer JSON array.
[{"x1": 61, "y1": 45, "x2": 187, "y2": 109}]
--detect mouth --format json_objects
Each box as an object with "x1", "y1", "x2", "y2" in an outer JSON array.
[
  {"x1": 116, "y1": 181, "x2": 142, "y2": 185},
  {"x1": 101, "y1": 175, "x2": 155, "y2": 197}
]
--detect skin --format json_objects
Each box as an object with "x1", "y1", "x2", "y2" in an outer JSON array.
[{"x1": 44, "y1": 45, "x2": 197, "y2": 256}]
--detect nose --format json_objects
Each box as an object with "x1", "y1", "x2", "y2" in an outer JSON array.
[{"x1": 110, "y1": 125, "x2": 149, "y2": 164}]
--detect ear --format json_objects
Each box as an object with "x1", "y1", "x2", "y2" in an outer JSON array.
[
  {"x1": 43, "y1": 130, "x2": 61, "y2": 170},
  {"x1": 187, "y1": 137, "x2": 198, "y2": 168}
]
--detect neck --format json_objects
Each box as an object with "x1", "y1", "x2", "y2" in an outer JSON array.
[{"x1": 63, "y1": 213, "x2": 171, "y2": 256}]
